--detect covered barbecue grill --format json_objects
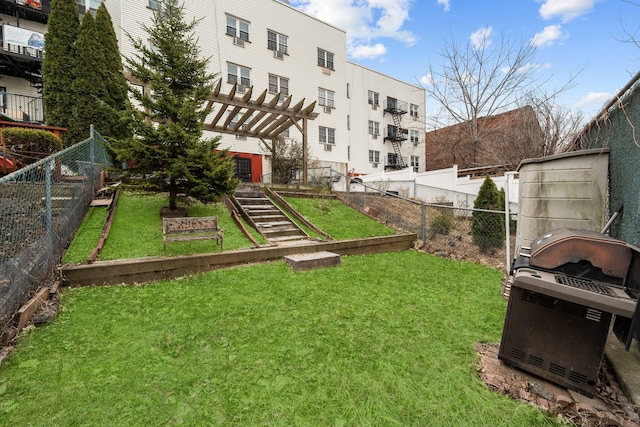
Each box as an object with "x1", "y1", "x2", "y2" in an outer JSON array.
[{"x1": 499, "y1": 228, "x2": 640, "y2": 396}]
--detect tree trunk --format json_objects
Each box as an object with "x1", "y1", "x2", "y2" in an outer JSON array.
[{"x1": 169, "y1": 176, "x2": 177, "y2": 210}]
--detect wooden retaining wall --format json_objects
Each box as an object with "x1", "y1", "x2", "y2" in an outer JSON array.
[{"x1": 59, "y1": 233, "x2": 417, "y2": 287}]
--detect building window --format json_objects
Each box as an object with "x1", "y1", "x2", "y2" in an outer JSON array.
[
  {"x1": 368, "y1": 90, "x2": 379, "y2": 106},
  {"x1": 268, "y1": 74, "x2": 289, "y2": 97},
  {"x1": 267, "y1": 30, "x2": 288, "y2": 54},
  {"x1": 369, "y1": 150, "x2": 380, "y2": 164},
  {"x1": 319, "y1": 126, "x2": 335, "y2": 144},
  {"x1": 388, "y1": 152, "x2": 398, "y2": 166},
  {"x1": 318, "y1": 88, "x2": 335, "y2": 108},
  {"x1": 226, "y1": 16, "x2": 250, "y2": 42},
  {"x1": 317, "y1": 48, "x2": 334, "y2": 70},
  {"x1": 280, "y1": 128, "x2": 290, "y2": 138},
  {"x1": 227, "y1": 63, "x2": 251, "y2": 87},
  {"x1": 411, "y1": 155, "x2": 420, "y2": 172},
  {"x1": 410, "y1": 130, "x2": 420, "y2": 144},
  {"x1": 368, "y1": 120, "x2": 379, "y2": 135},
  {"x1": 148, "y1": 0, "x2": 162, "y2": 10},
  {"x1": 410, "y1": 103, "x2": 419, "y2": 118},
  {"x1": 346, "y1": 83, "x2": 350, "y2": 99},
  {"x1": 78, "y1": 0, "x2": 102, "y2": 14}
]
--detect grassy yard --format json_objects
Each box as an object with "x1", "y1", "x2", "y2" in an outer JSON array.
[
  {"x1": 0, "y1": 251, "x2": 559, "y2": 426},
  {"x1": 62, "y1": 192, "x2": 265, "y2": 263},
  {"x1": 3, "y1": 190, "x2": 562, "y2": 425},
  {"x1": 283, "y1": 196, "x2": 396, "y2": 240},
  {"x1": 63, "y1": 191, "x2": 396, "y2": 264}
]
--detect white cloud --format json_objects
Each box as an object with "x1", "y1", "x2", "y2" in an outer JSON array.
[
  {"x1": 576, "y1": 91, "x2": 612, "y2": 109},
  {"x1": 438, "y1": 0, "x2": 451, "y2": 12},
  {"x1": 350, "y1": 43, "x2": 387, "y2": 60},
  {"x1": 470, "y1": 26, "x2": 492, "y2": 50},
  {"x1": 531, "y1": 24, "x2": 565, "y2": 47},
  {"x1": 420, "y1": 73, "x2": 435, "y2": 86},
  {"x1": 501, "y1": 63, "x2": 549, "y2": 75},
  {"x1": 538, "y1": 0, "x2": 597, "y2": 22},
  {"x1": 290, "y1": 0, "x2": 417, "y2": 60}
]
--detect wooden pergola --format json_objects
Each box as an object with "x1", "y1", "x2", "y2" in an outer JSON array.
[{"x1": 202, "y1": 80, "x2": 319, "y2": 184}]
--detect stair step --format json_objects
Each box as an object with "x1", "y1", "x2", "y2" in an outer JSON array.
[
  {"x1": 269, "y1": 235, "x2": 309, "y2": 242},
  {"x1": 236, "y1": 197, "x2": 271, "y2": 204},
  {"x1": 256, "y1": 221, "x2": 294, "y2": 228},
  {"x1": 252, "y1": 215, "x2": 288, "y2": 222},
  {"x1": 261, "y1": 228, "x2": 305, "y2": 237},
  {"x1": 284, "y1": 251, "x2": 341, "y2": 271}
]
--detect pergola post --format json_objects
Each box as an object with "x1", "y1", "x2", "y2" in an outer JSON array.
[{"x1": 302, "y1": 117, "x2": 308, "y2": 185}]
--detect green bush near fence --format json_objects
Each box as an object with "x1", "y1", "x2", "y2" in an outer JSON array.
[
  {"x1": 471, "y1": 176, "x2": 505, "y2": 253},
  {"x1": 2, "y1": 128, "x2": 62, "y2": 165}
]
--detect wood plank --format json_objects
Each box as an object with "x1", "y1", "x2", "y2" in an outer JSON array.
[
  {"x1": 17, "y1": 287, "x2": 49, "y2": 330},
  {"x1": 60, "y1": 234, "x2": 416, "y2": 287}
]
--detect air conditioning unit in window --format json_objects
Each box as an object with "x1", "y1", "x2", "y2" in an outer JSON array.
[
  {"x1": 274, "y1": 50, "x2": 284, "y2": 60},
  {"x1": 372, "y1": 104, "x2": 378, "y2": 110},
  {"x1": 324, "y1": 144, "x2": 333, "y2": 152},
  {"x1": 372, "y1": 133, "x2": 377, "y2": 139},
  {"x1": 237, "y1": 84, "x2": 247, "y2": 93},
  {"x1": 233, "y1": 37, "x2": 245, "y2": 47},
  {"x1": 324, "y1": 106, "x2": 332, "y2": 114},
  {"x1": 372, "y1": 162, "x2": 378, "y2": 168}
]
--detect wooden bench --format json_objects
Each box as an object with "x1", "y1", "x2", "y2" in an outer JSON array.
[{"x1": 162, "y1": 216, "x2": 223, "y2": 255}]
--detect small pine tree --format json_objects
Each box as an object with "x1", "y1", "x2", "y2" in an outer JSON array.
[
  {"x1": 115, "y1": 0, "x2": 239, "y2": 210},
  {"x1": 471, "y1": 175, "x2": 505, "y2": 253},
  {"x1": 42, "y1": 0, "x2": 79, "y2": 141}
]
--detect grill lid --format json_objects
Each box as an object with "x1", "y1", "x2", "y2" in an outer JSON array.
[{"x1": 530, "y1": 228, "x2": 632, "y2": 279}]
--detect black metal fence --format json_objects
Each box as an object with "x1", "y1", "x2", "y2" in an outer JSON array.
[{"x1": 0, "y1": 128, "x2": 111, "y2": 329}]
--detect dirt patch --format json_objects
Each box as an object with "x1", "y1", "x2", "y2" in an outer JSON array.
[
  {"x1": 477, "y1": 343, "x2": 640, "y2": 426},
  {"x1": 160, "y1": 206, "x2": 188, "y2": 218}
]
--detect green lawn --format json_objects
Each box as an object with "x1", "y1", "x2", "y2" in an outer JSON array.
[
  {"x1": 0, "y1": 251, "x2": 559, "y2": 426},
  {"x1": 63, "y1": 192, "x2": 264, "y2": 263},
  {"x1": 284, "y1": 196, "x2": 396, "y2": 240},
  {"x1": 63, "y1": 191, "x2": 395, "y2": 264}
]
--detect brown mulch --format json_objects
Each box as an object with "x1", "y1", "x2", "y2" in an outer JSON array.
[{"x1": 477, "y1": 343, "x2": 640, "y2": 426}]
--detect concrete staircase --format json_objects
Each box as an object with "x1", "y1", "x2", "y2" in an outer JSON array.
[{"x1": 233, "y1": 186, "x2": 310, "y2": 245}]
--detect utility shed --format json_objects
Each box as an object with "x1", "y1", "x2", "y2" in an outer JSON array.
[
  {"x1": 515, "y1": 148, "x2": 610, "y2": 254},
  {"x1": 574, "y1": 71, "x2": 640, "y2": 247}
]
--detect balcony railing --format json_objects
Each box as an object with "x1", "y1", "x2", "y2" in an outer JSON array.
[{"x1": 0, "y1": 92, "x2": 44, "y2": 124}]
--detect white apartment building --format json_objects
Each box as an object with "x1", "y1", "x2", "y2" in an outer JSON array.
[{"x1": 0, "y1": 0, "x2": 425, "y2": 182}]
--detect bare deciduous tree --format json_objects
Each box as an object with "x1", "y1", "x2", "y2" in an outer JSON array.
[{"x1": 423, "y1": 29, "x2": 579, "y2": 169}]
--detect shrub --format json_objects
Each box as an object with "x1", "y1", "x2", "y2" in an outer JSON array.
[
  {"x1": 471, "y1": 175, "x2": 505, "y2": 253},
  {"x1": 430, "y1": 211, "x2": 453, "y2": 235},
  {"x1": 2, "y1": 128, "x2": 62, "y2": 165}
]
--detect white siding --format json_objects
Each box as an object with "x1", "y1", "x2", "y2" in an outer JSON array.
[
  {"x1": 346, "y1": 62, "x2": 425, "y2": 176},
  {"x1": 0, "y1": 0, "x2": 424, "y2": 180}
]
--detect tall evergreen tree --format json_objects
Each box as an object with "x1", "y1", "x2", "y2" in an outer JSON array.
[
  {"x1": 67, "y1": 12, "x2": 106, "y2": 144},
  {"x1": 42, "y1": 0, "x2": 79, "y2": 140},
  {"x1": 94, "y1": 3, "x2": 131, "y2": 140},
  {"x1": 116, "y1": 0, "x2": 239, "y2": 210}
]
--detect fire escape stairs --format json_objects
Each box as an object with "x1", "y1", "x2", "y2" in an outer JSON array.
[{"x1": 384, "y1": 105, "x2": 407, "y2": 169}]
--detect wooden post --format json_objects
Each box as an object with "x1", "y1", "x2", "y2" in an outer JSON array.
[{"x1": 302, "y1": 117, "x2": 308, "y2": 185}]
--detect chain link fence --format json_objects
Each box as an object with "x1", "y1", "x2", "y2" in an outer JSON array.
[
  {"x1": 334, "y1": 173, "x2": 515, "y2": 269},
  {"x1": 0, "y1": 127, "x2": 111, "y2": 330}
]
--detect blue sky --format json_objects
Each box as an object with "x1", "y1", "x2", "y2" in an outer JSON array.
[{"x1": 290, "y1": 0, "x2": 640, "y2": 121}]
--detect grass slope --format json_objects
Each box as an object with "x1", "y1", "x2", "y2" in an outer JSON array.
[
  {"x1": 63, "y1": 192, "x2": 263, "y2": 263},
  {"x1": 0, "y1": 252, "x2": 559, "y2": 426},
  {"x1": 284, "y1": 197, "x2": 396, "y2": 240}
]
